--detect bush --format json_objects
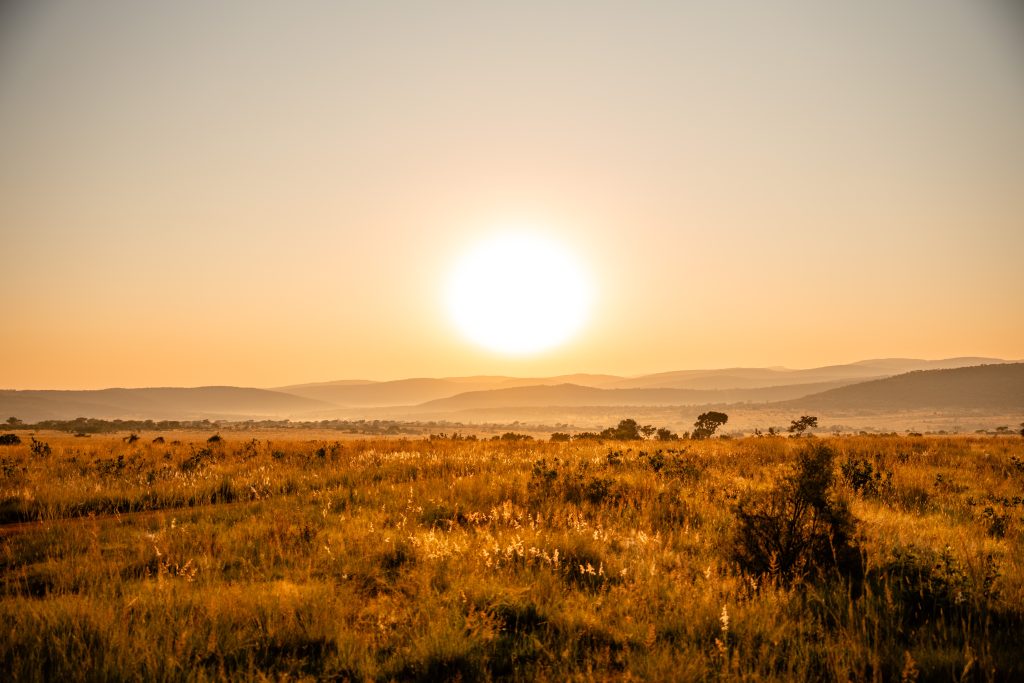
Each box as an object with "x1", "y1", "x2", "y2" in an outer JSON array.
[
  {"x1": 180, "y1": 447, "x2": 215, "y2": 473},
  {"x1": 29, "y1": 438, "x2": 51, "y2": 458},
  {"x1": 981, "y1": 506, "x2": 1009, "y2": 538},
  {"x1": 840, "y1": 458, "x2": 891, "y2": 497},
  {"x1": 498, "y1": 432, "x2": 532, "y2": 442},
  {"x1": 733, "y1": 443, "x2": 861, "y2": 583},
  {"x1": 0, "y1": 434, "x2": 21, "y2": 446},
  {"x1": 872, "y1": 545, "x2": 1000, "y2": 626}
]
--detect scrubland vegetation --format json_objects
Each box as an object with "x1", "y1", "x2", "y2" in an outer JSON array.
[{"x1": 1, "y1": 432, "x2": 1022, "y2": 681}]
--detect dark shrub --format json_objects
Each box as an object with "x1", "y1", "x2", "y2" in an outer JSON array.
[
  {"x1": 647, "y1": 451, "x2": 666, "y2": 472},
  {"x1": 981, "y1": 506, "x2": 1009, "y2": 538},
  {"x1": 377, "y1": 541, "x2": 414, "y2": 580},
  {"x1": 0, "y1": 434, "x2": 21, "y2": 446},
  {"x1": 207, "y1": 434, "x2": 223, "y2": 443},
  {"x1": 872, "y1": 545, "x2": 1000, "y2": 626},
  {"x1": 655, "y1": 428, "x2": 678, "y2": 441},
  {"x1": 498, "y1": 432, "x2": 532, "y2": 441},
  {"x1": 29, "y1": 438, "x2": 51, "y2": 458},
  {"x1": 571, "y1": 432, "x2": 601, "y2": 441},
  {"x1": 840, "y1": 457, "x2": 891, "y2": 497},
  {"x1": 549, "y1": 432, "x2": 571, "y2": 442},
  {"x1": 180, "y1": 447, "x2": 215, "y2": 473},
  {"x1": 734, "y1": 443, "x2": 861, "y2": 583},
  {"x1": 527, "y1": 459, "x2": 559, "y2": 502},
  {"x1": 420, "y1": 502, "x2": 467, "y2": 529}
]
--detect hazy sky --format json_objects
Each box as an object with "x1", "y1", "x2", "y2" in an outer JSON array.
[{"x1": 2, "y1": 1, "x2": 1022, "y2": 389}]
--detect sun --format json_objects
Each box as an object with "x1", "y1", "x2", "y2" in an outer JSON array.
[{"x1": 446, "y1": 232, "x2": 592, "y2": 355}]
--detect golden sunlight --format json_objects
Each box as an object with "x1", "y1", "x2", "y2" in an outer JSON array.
[{"x1": 446, "y1": 232, "x2": 592, "y2": 354}]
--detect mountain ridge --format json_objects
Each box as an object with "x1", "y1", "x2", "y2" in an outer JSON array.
[{"x1": 0, "y1": 357, "x2": 1016, "y2": 423}]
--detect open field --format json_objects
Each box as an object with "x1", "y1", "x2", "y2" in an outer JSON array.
[{"x1": 1, "y1": 432, "x2": 1023, "y2": 681}]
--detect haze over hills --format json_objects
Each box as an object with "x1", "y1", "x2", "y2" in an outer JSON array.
[
  {"x1": 0, "y1": 387, "x2": 333, "y2": 422},
  {"x1": 274, "y1": 374, "x2": 624, "y2": 407},
  {"x1": 0, "y1": 358, "x2": 1017, "y2": 424},
  {"x1": 781, "y1": 363, "x2": 1024, "y2": 412},
  {"x1": 275, "y1": 358, "x2": 1007, "y2": 405},
  {"x1": 404, "y1": 380, "x2": 858, "y2": 414},
  {"x1": 607, "y1": 357, "x2": 1007, "y2": 390}
]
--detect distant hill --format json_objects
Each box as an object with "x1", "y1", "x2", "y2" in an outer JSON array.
[
  {"x1": 0, "y1": 387, "x2": 333, "y2": 422},
  {"x1": 275, "y1": 359, "x2": 1007, "y2": 405},
  {"x1": 781, "y1": 363, "x2": 1024, "y2": 412},
  {"x1": 407, "y1": 379, "x2": 859, "y2": 413},
  {"x1": 608, "y1": 357, "x2": 1007, "y2": 390},
  {"x1": 275, "y1": 374, "x2": 625, "y2": 406},
  {"x1": 3, "y1": 358, "x2": 1014, "y2": 423}
]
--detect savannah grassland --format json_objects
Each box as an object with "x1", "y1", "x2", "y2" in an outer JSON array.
[{"x1": 1, "y1": 432, "x2": 1022, "y2": 681}]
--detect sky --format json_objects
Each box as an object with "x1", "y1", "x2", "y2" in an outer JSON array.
[{"x1": 1, "y1": 0, "x2": 1022, "y2": 389}]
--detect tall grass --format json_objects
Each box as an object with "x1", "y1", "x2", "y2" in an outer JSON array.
[{"x1": 0, "y1": 433, "x2": 1021, "y2": 680}]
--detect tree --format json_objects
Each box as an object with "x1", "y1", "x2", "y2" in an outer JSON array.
[
  {"x1": 788, "y1": 415, "x2": 818, "y2": 437},
  {"x1": 655, "y1": 427, "x2": 679, "y2": 441},
  {"x1": 639, "y1": 425, "x2": 657, "y2": 440},
  {"x1": 6, "y1": 417, "x2": 23, "y2": 427},
  {"x1": 692, "y1": 411, "x2": 728, "y2": 440},
  {"x1": 600, "y1": 418, "x2": 641, "y2": 440}
]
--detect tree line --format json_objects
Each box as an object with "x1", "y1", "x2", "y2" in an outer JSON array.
[{"x1": 550, "y1": 413, "x2": 824, "y2": 442}]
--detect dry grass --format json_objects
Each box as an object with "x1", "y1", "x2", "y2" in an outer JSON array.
[{"x1": 0, "y1": 432, "x2": 1022, "y2": 681}]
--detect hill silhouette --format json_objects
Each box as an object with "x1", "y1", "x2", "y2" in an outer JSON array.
[
  {"x1": 1, "y1": 358, "x2": 1016, "y2": 423},
  {"x1": 783, "y1": 363, "x2": 1024, "y2": 412},
  {"x1": 0, "y1": 387, "x2": 332, "y2": 422},
  {"x1": 408, "y1": 380, "x2": 857, "y2": 412},
  {"x1": 608, "y1": 357, "x2": 1006, "y2": 390},
  {"x1": 274, "y1": 374, "x2": 624, "y2": 406}
]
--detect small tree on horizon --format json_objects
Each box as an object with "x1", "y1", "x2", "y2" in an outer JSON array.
[
  {"x1": 656, "y1": 427, "x2": 678, "y2": 441},
  {"x1": 597, "y1": 418, "x2": 642, "y2": 440},
  {"x1": 692, "y1": 411, "x2": 728, "y2": 440},
  {"x1": 788, "y1": 415, "x2": 818, "y2": 437}
]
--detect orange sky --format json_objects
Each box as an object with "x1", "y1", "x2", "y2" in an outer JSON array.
[{"x1": 2, "y1": 1, "x2": 1023, "y2": 389}]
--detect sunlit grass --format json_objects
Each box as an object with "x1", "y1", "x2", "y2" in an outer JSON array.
[{"x1": 1, "y1": 433, "x2": 1022, "y2": 680}]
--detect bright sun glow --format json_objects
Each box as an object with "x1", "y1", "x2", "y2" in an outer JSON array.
[{"x1": 447, "y1": 232, "x2": 592, "y2": 355}]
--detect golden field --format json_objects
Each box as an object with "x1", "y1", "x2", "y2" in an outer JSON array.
[{"x1": 1, "y1": 431, "x2": 1022, "y2": 681}]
